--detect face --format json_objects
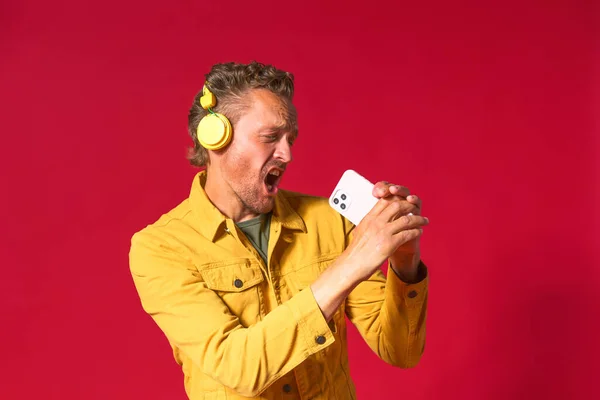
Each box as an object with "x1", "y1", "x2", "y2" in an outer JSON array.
[{"x1": 215, "y1": 89, "x2": 297, "y2": 218}]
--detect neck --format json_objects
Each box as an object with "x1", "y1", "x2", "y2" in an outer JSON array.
[{"x1": 203, "y1": 166, "x2": 260, "y2": 223}]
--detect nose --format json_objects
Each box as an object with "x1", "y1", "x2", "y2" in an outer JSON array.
[{"x1": 274, "y1": 137, "x2": 293, "y2": 164}]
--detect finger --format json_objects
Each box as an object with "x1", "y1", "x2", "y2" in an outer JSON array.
[
  {"x1": 367, "y1": 196, "x2": 414, "y2": 223},
  {"x1": 392, "y1": 228, "x2": 424, "y2": 247},
  {"x1": 372, "y1": 181, "x2": 411, "y2": 199},
  {"x1": 389, "y1": 184, "x2": 411, "y2": 198},
  {"x1": 388, "y1": 214, "x2": 429, "y2": 235},
  {"x1": 367, "y1": 188, "x2": 416, "y2": 219},
  {"x1": 384, "y1": 197, "x2": 419, "y2": 220},
  {"x1": 379, "y1": 198, "x2": 404, "y2": 222},
  {"x1": 365, "y1": 197, "x2": 393, "y2": 218},
  {"x1": 372, "y1": 181, "x2": 393, "y2": 198},
  {"x1": 406, "y1": 195, "x2": 422, "y2": 214}
]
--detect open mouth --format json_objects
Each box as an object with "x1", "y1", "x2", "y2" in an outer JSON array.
[{"x1": 264, "y1": 168, "x2": 283, "y2": 194}]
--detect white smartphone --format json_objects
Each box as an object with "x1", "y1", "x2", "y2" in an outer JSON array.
[{"x1": 328, "y1": 169, "x2": 379, "y2": 226}]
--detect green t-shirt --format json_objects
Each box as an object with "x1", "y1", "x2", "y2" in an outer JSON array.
[{"x1": 236, "y1": 213, "x2": 272, "y2": 265}]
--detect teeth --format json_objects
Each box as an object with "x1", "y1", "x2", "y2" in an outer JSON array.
[
  {"x1": 270, "y1": 170, "x2": 281, "y2": 177},
  {"x1": 267, "y1": 184, "x2": 273, "y2": 191}
]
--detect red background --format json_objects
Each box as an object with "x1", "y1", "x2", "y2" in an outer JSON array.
[{"x1": 1, "y1": 0, "x2": 598, "y2": 399}]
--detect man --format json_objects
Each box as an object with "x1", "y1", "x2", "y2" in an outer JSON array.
[{"x1": 129, "y1": 61, "x2": 429, "y2": 399}]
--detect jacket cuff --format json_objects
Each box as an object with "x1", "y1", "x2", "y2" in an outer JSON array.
[
  {"x1": 286, "y1": 286, "x2": 336, "y2": 353},
  {"x1": 387, "y1": 261, "x2": 428, "y2": 309}
]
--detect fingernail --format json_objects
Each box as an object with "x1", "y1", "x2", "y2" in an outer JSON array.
[
  {"x1": 424, "y1": 217, "x2": 429, "y2": 223},
  {"x1": 408, "y1": 212, "x2": 414, "y2": 216}
]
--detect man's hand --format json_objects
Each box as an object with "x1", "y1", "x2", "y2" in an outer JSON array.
[
  {"x1": 371, "y1": 181, "x2": 425, "y2": 283},
  {"x1": 339, "y1": 184, "x2": 428, "y2": 283},
  {"x1": 310, "y1": 181, "x2": 428, "y2": 320}
]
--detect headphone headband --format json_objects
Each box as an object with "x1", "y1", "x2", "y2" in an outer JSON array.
[{"x1": 200, "y1": 84, "x2": 216, "y2": 110}]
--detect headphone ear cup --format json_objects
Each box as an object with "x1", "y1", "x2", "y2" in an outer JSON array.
[{"x1": 197, "y1": 113, "x2": 232, "y2": 150}]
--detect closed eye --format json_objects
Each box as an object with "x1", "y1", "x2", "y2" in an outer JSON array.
[{"x1": 260, "y1": 130, "x2": 296, "y2": 145}]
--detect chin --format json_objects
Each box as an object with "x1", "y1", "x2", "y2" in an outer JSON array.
[
  {"x1": 259, "y1": 200, "x2": 275, "y2": 214},
  {"x1": 241, "y1": 196, "x2": 274, "y2": 216},
  {"x1": 255, "y1": 198, "x2": 275, "y2": 214}
]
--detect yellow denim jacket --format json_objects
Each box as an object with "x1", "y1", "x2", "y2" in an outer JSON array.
[{"x1": 129, "y1": 171, "x2": 428, "y2": 399}]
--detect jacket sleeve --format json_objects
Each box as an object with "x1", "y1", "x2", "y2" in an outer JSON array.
[
  {"x1": 343, "y1": 217, "x2": 428, "y2": 368},
  {"x1": 129, "y1": 230, "x2": 335, "y2": 397}
]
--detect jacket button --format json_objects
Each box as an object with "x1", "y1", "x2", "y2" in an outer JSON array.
[
  {"x1": 234, "y1": 279, "x2": 243, "y2": 288},
  {"x1": 315, "y1": 335, "x2": 326, "y2": 345},
  {"x1": 283, "y1": 384, "x2": 292, "y2": 393},
  {"x1": 407, "y1": 290, "x2": 418, "y2": 298}
]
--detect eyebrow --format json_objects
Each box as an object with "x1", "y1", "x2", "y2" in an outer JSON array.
[{"x1": 261, "y1": 121, "x2": 298, "y2": 138}]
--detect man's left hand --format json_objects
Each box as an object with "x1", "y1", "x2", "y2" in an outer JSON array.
[{"x1": 372, "y1": 181, "x2": 425, "y2": 283}]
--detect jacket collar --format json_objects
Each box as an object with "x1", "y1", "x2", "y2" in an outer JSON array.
[{"x1": 189, "y1": 170, "x2": 307, "y2": 242}]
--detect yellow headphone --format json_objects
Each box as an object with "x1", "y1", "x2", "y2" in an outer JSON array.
[{"x1": 196, "y1": 84, "x2": 233, "y2": 150}]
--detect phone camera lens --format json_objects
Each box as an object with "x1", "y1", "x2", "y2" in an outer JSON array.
[
  {"x1": 340, "y1": 203, "x2": 346, "y2": 210},
  {"x1": 341, "y1": 194, "x2": 347, "y2": 200},
  {"x1": 333, "y1": 198, "x2": 339, "y2": 205}
]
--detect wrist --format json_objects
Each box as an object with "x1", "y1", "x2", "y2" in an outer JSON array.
[
  {"x1": 389, "y1": 252, "x2": 421, "y2": 283},
  {"x1": 310, "y1": 255, "x2": 361, "y2": 321},
  {"x1": 331, "y1": 253, "x2": 365, "y2": 291}
]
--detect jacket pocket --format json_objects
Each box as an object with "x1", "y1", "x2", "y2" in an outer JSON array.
[
  {"x1": 199, "y1": 258, "x2": 265, "y2": 326},
  {"x1": 201, "y1": 258, "x2": 265, "y2": 292}
]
